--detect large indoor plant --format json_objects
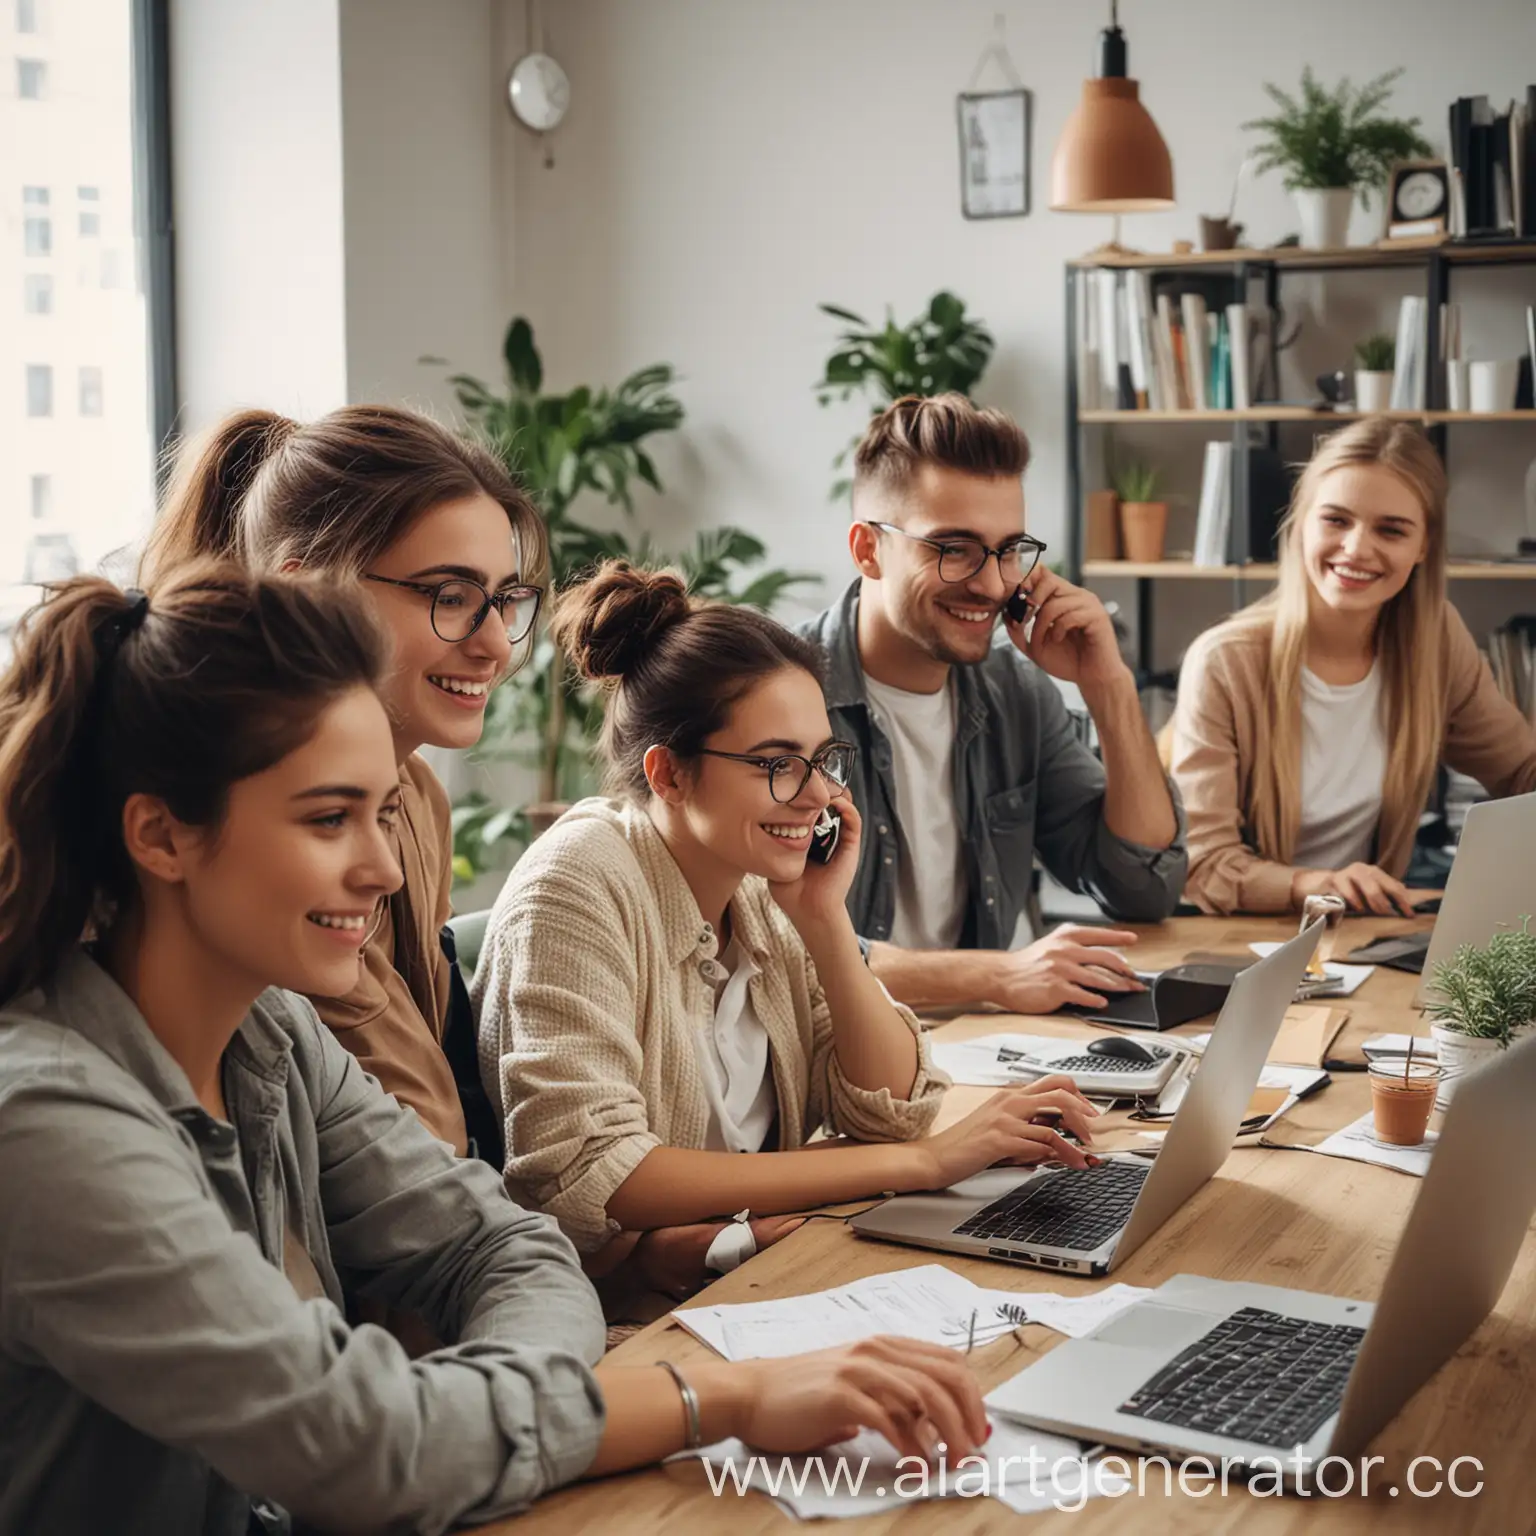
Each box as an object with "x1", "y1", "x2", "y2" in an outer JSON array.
[
  {"x1": 1243, "y1": 67, "x2": 1432, "y2": 249},
  {"x1": 1425, "y1": 917, "x2": 1536, "y2": 1107},
  {"x1": 435, "y1": 319, "x2": 817, "y2": 882},
  {"x1": 815, "y1": 291, "x2": 994, "y2": 500}
]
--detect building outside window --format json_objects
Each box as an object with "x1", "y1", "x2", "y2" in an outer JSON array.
[
  {"x1": 25, "y1": 364, "x2": 53, "y2": 417},
  {"x1": 29, "y1": 475, "x2": 51, "y2": 520},
  {"x1": 24, "y1": 274, "x2": 53, "y2": 314},
  {"x1": 17, "y1": 58, "x2": 46, "y2": 98},
  {"x1": 16, "y1": 0, "x2": 41, "y2": 33},
  {"x1": 79, "y1": 210, "x2": 100, "y2": 237},
  {"x1": 78, "y1": 365, "x2": 103, "y2": 416},
  {"x1": 23, "y1": 216, "x2": 51, "y2": 256}
]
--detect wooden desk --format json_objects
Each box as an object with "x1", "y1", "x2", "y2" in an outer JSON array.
[{"x1": 482, "y1": 917, "x2": 1536, "y2": 1533}]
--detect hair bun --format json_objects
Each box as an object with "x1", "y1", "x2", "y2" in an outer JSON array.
[{"x1": 554, "y1": 560, "x2": 692, "y2": 682}]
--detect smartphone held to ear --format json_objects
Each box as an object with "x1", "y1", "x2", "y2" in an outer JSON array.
[
  {"x1": 808, "y1": 807, "x2": 842, "y2": 865},
  {"x1": 1005, "y1": 586, "x2": 1031, "y2": 625}
]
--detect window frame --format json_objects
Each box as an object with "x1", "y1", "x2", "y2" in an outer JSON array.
[{"x1": 131, "y1": 0, "x2": 177, "y2": 461}]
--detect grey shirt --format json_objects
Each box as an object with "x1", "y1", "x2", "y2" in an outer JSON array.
[
  {"x1": 799, "y1": 581, "x2": 1188, "y2": 950},
  {"x1": 0, "y1": 950, "x2": 607, "y2": 1536}
]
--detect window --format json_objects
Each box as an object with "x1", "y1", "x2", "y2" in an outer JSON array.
[
  {"x1": 25, "y1": 364, "x2": 52, "y2": 417},
  {"x1": 16, "y1": 0, "x2": 40, "y2": 32},
  {"x1": 17, "y1": 58, "x2": 45, "y2": 98},
  {"x1": 78, "y1": 365, "x2": 103, "y2": 416},
  {"x1": 99, "y1": 248, "x2": 122, "y2": 289},
  {"x1": 23, "y1": 274, "x2": 52, "y2": 314},
  {"x1": 79, "y1": 211, "x2": 100, "y2": 237},
  {"x1": 23, "y1": 217, "x2": 50, "y2": 256},
  {"x1": 29, "y1": 474, "x2": 50, "y2": 520},
  {"x1": 23, "y1": 186, "x2": 48, "y2": 205},
  {"x1": 78, "y1": 185, "x2": 99, "y2": 201}
]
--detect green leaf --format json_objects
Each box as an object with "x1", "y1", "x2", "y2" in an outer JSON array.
[
  {"x1": 819, "y1": 302, "x2": 869, "y2": 324},
  {"x1": 504, "y1": 317, "x2": 543, "y2": 395}
]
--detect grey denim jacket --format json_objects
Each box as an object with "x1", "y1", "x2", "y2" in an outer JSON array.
[
  {"x1": 798, "y1": 581, "x2": 1188, "y2": 949},
  {"x1": 0, "y1": 951, "x2": 606, "y2": 1536}
]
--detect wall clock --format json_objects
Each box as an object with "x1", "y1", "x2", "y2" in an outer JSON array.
[{"x1": 507, "y1": 51, "x2": 569, "y2": 133}]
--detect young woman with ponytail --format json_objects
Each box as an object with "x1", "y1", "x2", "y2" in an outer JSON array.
[
  {"x1": 0, "y1": 566, "x2": 990, "y2": 1535},
  {"x1": 1170, "y1": 416, "x2": 1536, "y2": 915},
  {"x1": 142, "y1": 405, "x2": 544, "y2": 1161},
  {"x1": 475, "y1": 561, "x2": 1099, "y2": 1311}
]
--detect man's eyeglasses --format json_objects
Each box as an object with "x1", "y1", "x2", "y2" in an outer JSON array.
[
  {"x1": 696, "y1": 741, "x2": 857, "y2": 805},
  {"x1": 363, "y1": 574, "x2": 544, "y2": 645},
  {"x1": 865, "y1": 522, "x2": 1047, "y2": 587}
]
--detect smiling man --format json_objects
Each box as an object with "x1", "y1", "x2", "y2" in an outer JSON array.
[{"x1": 798, "y1": 394, "x2": 1186, "y2": 1013}]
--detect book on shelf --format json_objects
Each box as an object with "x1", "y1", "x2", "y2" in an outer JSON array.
[
  {"x1": 1389, "y1": 296, "x2": 1427, "y2": 410},
  {"x1": 1193, "y1": 441, "x2": 1233, "y2": 567},
  {"x1": 1124, "y1": 270, "x2": 1156, "y2": 410},
  {"x1": 1227, "y1": 304, "x2": 1252, "y2": 410},
  {"x1": 1486, "y1": 622, "x2": 1536, "y2": 726},
  {"x1": 1449, "y1": 88, "x2": 1536, "y2": 237},
  {"x1": 1181, "y1": 293, "x2": 1211, "y2": 410}
]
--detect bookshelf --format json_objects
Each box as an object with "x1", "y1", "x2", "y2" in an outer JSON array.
[{"x1": 1065, "y1": 241, "x2": 1536, "y2": 683}]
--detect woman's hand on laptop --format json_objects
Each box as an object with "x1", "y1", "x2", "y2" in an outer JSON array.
[
  {"x1": 914, "y1": 1077, "x2": 1099, "y2": 1185},
  {"x1": 1292, "y1": 863, "x2": 1416, "y2": 918},
  {"x1": 983, "y1": 924, "x2": 1145, "y2": 1012}
]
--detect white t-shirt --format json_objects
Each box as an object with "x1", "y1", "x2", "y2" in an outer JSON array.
[
  {"x1": 693, "y1": 936, "x2": 777, "y2": 1154},
  {"x1": 862, "y1": 674, "x2": 967, "y2": 950},
  {"x1": 1292, "y1": 662, "x2": 1388, "y2": 871}
]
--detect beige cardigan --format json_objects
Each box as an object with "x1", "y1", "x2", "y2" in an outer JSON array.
[
  {"x1": 472, "y1": 798, "x2": 947, "y2": 1252},
  {"x1": 1170, "y1": 604, "x2": 1536, "y2": 915}
]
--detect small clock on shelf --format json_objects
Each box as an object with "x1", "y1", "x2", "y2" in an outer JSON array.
[
  {"x1": 1384, "y1": 160, "x2": 1449, "y2": 241},
  {"x1": 507, "y1": 51, "x2": 570, "y2": 133}
]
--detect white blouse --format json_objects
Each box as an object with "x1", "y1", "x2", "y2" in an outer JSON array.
[
  {"x1": 1292, "y1": 663, "x2": 1388, "y2": 870},
  {"x1": 693, "y1": 935, "x2": 778, "y2": 1154}
]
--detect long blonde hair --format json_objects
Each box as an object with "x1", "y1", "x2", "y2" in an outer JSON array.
[{"x1": 1247, "y1": 416, "x2": 1447, "y2": 863}]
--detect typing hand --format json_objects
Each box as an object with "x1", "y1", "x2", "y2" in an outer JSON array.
[
  {"x1": 985, "y1": 924, "x2": 1145, "y2": 1012},
  {"x1": 1292, "y1": 864, "x2": 1416, "y2": 919},
  {"x1": 914, "y1": 1077, "x2": 1100, "y2": 1186}
]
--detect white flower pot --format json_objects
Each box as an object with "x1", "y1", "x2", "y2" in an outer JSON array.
[
  {"x1": 1354, "y1": 371, "x2": 1393, "y2": 412},
  {"x1": 1294, "y1": 187, "x2": 1354, "y2": 249},
  {"x1": 1429, "y1": 1021, "x2": 1536, "y2": 1109}
]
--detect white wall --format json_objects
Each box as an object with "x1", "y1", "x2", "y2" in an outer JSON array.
[
  {"x1": 170, "y1": 0, "x2": 349, "y2": 431},
  {"x1": 503, "y1": 0, "x2": 1536, "y2": 633}
]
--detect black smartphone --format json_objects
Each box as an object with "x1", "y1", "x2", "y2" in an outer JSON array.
[
  {"x1": 1005, "y1": 585, "x2": 1031, "y2": 624},
  {"x1": 807, "y1": 808, "x2": 841, "y2": 865},
  {"x1": 1411, "y1": 896, "x2": 1442, "y2": 915}
]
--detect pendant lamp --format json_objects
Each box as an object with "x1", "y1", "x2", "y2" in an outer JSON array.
[{"x1": 1050, "y1": 0, "x2": 1174, "y2": 213}]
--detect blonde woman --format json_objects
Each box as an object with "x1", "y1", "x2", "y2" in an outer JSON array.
[{"x1": 1170, "y1": 416, "x2": 1536, "y2": 915}]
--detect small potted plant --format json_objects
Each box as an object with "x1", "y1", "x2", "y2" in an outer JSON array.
[
  {"x1": 1425, "y1": 917, "x2": 1536, "y2": 1108},
  {"x1": 1243, "y1": 67, "x2": 1432, "y2": 249},
  {"x1": 1354, "y1": 333, "x2": 1396, "y2": 412},
  {"x1": 1112, "y1": 462, "x2": 1167, "y2": 563}
]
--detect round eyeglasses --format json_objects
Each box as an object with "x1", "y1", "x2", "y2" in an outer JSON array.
[
  {"x1": 363, "y1": 574, "x2": 544, "y2": 644},
  {"x1": 696, "y1": 741, "x2": 857, "y2": 805},
  {"x1": 865, "y1": 521, "x2": 1048, "y2": 587}
]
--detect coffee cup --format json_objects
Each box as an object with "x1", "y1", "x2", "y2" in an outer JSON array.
[{"x1": 1369, "y1": 1059, "x2": 1440, "y2": 1146}]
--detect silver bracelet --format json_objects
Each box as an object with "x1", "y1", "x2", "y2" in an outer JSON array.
[{"x1": 656, "y1": 1359, "x2": 703, "y2": 1450}]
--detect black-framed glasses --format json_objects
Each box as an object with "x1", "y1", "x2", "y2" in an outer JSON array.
[
  {"x1": 363, "y1": 574, "x2": 544, "y2": 644},
  {"x1": 865, "y1": 521, "x2": 1047, "y2": 586},
  {"x1": 696, "y1": 741, "x2": 858, "y2": 805}
]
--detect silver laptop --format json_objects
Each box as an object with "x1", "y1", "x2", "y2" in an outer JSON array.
[
  {"x1": 849, "y1": 921, "x2": 1322, "y2": 1277},
  {"x1": 987, "y1": 1027, "x2": 1536, "y2": 1470},
  {"x1": 1353, "y1": 791, "x2": 1536, "y2": 986}
]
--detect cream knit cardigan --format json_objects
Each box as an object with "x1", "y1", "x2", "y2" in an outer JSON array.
[{"x1": 473, "y1": 798, "x2": 948, "y2": 1252}]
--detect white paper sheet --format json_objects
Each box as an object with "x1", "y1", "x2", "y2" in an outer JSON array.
[
  {"x1": 1250, "y1": 941, "x2": 1373, "y2": 995},
  {"x1": 1313, "y1": 1112, "x2": 1437, "y2": 1176},
  {"x1": 962, "y1": 1281, "x2": 1154, "y2": 1340}
]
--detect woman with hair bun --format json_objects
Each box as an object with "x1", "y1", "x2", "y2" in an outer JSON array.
[
  {"x1": 475, "y1": 560, "x2": 1098, "y2": 1307},
  {"x1": 0, "y1": 564, "x2": 993, "y2": 1533},
  {"x1": 144, "y1": 404, "x2": 548, "y2": 1162}
]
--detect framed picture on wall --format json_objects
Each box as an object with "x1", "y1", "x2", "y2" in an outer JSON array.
[{"x1": 957, "y1": 89, "x2": 1031, "y2": 219}]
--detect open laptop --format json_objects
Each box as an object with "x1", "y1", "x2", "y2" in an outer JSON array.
[
  {"x1": 1347, "y1": 790, "x2": 1536, "y2": 984},
  {"x1": 986, "y1": 1026, "x2": 1536, "y2": 1469},
  {"x1": 849, "y1": 920, "x2": 1322, "y2": 1277}
]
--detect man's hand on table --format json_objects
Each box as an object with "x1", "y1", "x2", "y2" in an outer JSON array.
[{"x1": 980, "y1": 923, "x2": 1146, "y2": 1012}]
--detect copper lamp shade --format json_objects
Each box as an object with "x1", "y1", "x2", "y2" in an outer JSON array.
[{"x1": 1050, "y1": 6, "x2": 1174, "y2": 213}]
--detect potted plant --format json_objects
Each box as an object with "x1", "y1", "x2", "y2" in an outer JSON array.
[
  {"x1": 1353, "y1": 333, "x2": 1396, "y2": 412},
  {"x1": 432, "y1": 319, "x2": 819, "y2": 882},
  {"x1": 1425, "y1": 917, "x2": 1536, "y2": 1108},
  {"x1": 815, "y1": 291, "x2": 995, "y2": 500},
  {"x1": 1112, "y1": 462, "x2": 1167, "y2": 563},
  {"x1": 1243, "y1": 68, "x2": 1432, "y2": 249}
]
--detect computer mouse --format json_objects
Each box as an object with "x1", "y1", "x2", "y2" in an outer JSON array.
[{"x1": 1086, "y1": 1035, "x2": 1156, "y2": 1064}]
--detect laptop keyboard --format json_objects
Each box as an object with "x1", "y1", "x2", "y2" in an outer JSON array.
[
  {"x1": 1119, "y1": 1306, "x2": 1367, "y2": 1448},
  {"x1": 952, "y1": 1160, "x2": 1149, "y2": 1252},
  {"x1": 998, "y1": 1046, "x2": 1172, "y2": 1075}
]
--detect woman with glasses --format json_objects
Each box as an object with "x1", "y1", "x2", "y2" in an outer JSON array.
[
  {"x1": 142, "y1": 405, "x2": 544, "y2": 1164},
  {"x1": 475, "y1": 560, "x2": 1098, "y2": 1315}
]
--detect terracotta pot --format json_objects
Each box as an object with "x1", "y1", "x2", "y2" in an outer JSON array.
[
  {"x1": 1119, "y1": 501, "x2": 1168, "y2": 563},
  {"x1": 1199, "y1": 215, "x2": 1243, "y2": 251}
]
